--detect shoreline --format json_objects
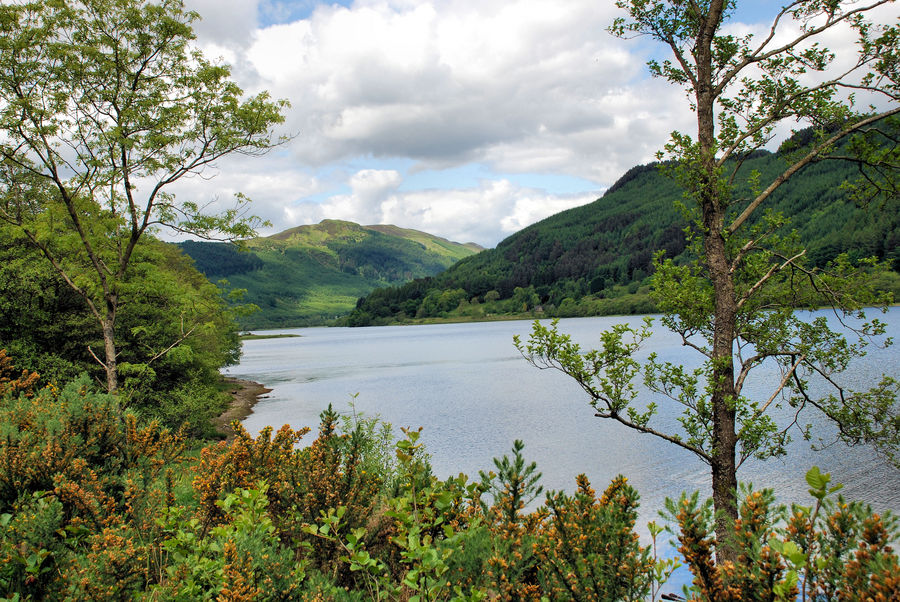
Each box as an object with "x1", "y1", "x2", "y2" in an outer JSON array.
[{"x1": 215, "y1": 377, "x2": 272, "y2": 441}]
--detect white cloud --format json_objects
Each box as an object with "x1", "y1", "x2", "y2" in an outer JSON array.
[
  {"x1": 185, "y1": 0, "x2": 260, "y2": 45},
  {"x1": 170, "y1": 0, "x2": 889, "y2": 247},
  {"x1": 279, "y1": 169, "x2": 598, "y2": 246},
  {"x1": 237, "y1": 0, "x2": 677, "y2": 178},
  {"x1": 160, "y1": 153, "x2": 326, "y2": 236}
]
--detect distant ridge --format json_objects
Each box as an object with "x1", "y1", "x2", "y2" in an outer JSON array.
[
  {"x1": 178, "y1": 220, "x2": 482, "y2": 328},
  {"x1": 363, "y1": 224, "x2": 483, "y2": 254}
]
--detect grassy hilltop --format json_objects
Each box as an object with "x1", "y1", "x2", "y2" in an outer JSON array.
[{"x1": 179, "y1": 219, "x2": 482, "y2": 328}]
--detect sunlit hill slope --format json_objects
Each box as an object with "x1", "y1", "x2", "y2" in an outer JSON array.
[{"x1": 178, "y1": 219, "x2": 482, "y2": 328}]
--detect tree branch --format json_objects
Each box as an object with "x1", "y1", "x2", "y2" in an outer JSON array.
[
  {"x1": 87, "y1": 344, "x2": 108, "y2": 370},
  {"x1": 597, "y1": 409, "x2": 712, "y2": 463},
  {"x1": 736, "y1": 250, "x2": 806, "y2": 311},
  {"x1": 758, "y1": 354, "x2": 806, "y2": 418},
  {"x1": 147, "y1": 323, "x2": 198, "y2": 365},
  {"x1": 715, "y1": 0, "x2": 893, "y2": 96},
  {"x1": 727, "y1": 107, "x2": 900, "y2": 234}
]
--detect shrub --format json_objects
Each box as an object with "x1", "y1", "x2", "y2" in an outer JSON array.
[
  {"x1": 468, "y1": 440, "x2": 544, "y2": 600},
  {"x1": 535, "y1": 475, "x2": 655, "y2": 601},
  {"x1": 2, "y1": 365, "x2": 896, "y2": 602},
  {"x1": 0, "y1": 362, "x2": 186, "y2": 599},
  {"x1": 193, "y1": 405, "x2": 383, "y2": 579},
  {"x1": 0, "y1": 375, "x2": 183, "y2": 514},
  {"x1": 668, "y1": 466, "x2": 900, "y2": 601},
  {"x1": 0, "y1": 349, "x2": 39, "y2": 398},
  {"x1": 152, "y1": 484, "x2": 306, "y2": 600}
]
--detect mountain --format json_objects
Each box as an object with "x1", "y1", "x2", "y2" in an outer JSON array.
[
  {"x1": 346, "y1": 147, "x2": 899, "y2": 326},
  {"x1": 178, "y1": 220, "x2": 482, "y2": 328}
]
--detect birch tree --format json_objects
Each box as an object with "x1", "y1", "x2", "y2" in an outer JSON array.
[{"x1": 0, "y1": 0, "x2": 287, "y2": 392}]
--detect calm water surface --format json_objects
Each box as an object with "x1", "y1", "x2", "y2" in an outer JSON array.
[{"x1": 226, "y1": 309, "x2": 900, "y2": 529}]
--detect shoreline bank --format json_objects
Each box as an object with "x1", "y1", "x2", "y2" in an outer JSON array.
[{"x1": 215, "y1": 377, "x2": 272, "y2": 441}]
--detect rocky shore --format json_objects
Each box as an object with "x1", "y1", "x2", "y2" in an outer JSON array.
[{"x1": 215, "y1": 377, "x2": 272, "y2": 441}]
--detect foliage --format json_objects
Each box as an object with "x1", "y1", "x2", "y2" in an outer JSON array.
[
  {"x1": 470, "y1": 440, "x2": 544, "y2": 600},
  {"x1": 1, "y1": 357, "x2": 898, "y2": 600},
  {"x1": 0, "y1": 228, "x2": 243, "y2": 435},
  {"x1": 0, "y1": 0, "x2": 286, "y2": 391},
  {"x1": 478, "y1": 439, "x2": 543, "y2": 524},
  {"x1": 193, "y1": 405, "x2": 383, "y2": 580},
  {"x1": 152, "y1": 484, "x2": 305, "y2": 600},
  {"x1": 0, "y1": 369, "x2": 187, "y2": 598},
  {"x1": 536, "y1": 475, "x2": 655, "y2": 601},
  {"x1": 667, "y1": 467, "x2": 900, "y2": 601},
  {"x1": 0, "y1": 226, "x2": 96, "y2": 384},
  {"x1": 518, "y1": 0, "x2": 900, "y2": 560},
  {"x1": 0, "y1": 350, "x2": 39, "y2": 399}
]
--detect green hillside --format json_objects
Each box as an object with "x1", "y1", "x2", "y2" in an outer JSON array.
[
  {"x1": 346, "y1": 148, "x2": 899, "y2": 326},
  {"x1": 178, "y1": 220, "x2": 482, "y2": 328}
]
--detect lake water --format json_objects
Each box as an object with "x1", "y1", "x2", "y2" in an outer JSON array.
[{"x1": 225, "y1": 309, "x2": 900, "y2": 534}]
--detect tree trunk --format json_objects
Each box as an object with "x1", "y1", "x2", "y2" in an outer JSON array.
[
  {"x1": 102, "y1": 297, "x2": 118, "y2": 393},
  {"x1": 710, "y1": 392, "x2": 739, "y2": 563},
  {"x1": 695, "y1": 0, "x2": 740, "y2": 560},
  {"x1": 702, "y1": 189, "x2": 741, "y2": 564},
  {"x1": 698, "y1": 173, "x2": 740, "y2": 561}
]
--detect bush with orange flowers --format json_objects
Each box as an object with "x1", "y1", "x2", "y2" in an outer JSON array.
[
  {"x1": 1, "y1": 350, "x2": 897, "y2": 600},
  {"x1": 534, "y1": 474, "x2": 655, "y2": 601},
  {"x1": 0, "y1": 355, "x2": 187, "y2": 598},
  {"x1": 667, "y1": 466, "x2": 900, "y2": 601}
]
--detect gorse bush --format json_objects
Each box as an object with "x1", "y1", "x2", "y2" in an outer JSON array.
[
  {"x1": 667, "y1": 467, "x2": 900, "y2": 601},
  {"x1": 0, "y1": 352, "x2": 897, "y2": 600},
  {"x1": 0, "y1": 353, "x2": 187, "y2": 599},
  {"x1": 193, "y1": 403, "x2": 382, "y2": 580},
  {"x1": 0, "y1": 349, "x2": 39, "y2": 399},
  {"x1": 0, "y1": 377, "x2": 184, "y2": 514},
  {"x1": 536, "y1": 475, "x2": 655, "y2": 601}
]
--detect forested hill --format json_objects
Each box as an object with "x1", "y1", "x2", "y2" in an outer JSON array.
[
  {"x1": 346, "y1": 149, "x2": 899, "y2": 326},
  {"x1": 178, "y1": 220, "x2": 482, "y2": 328}
]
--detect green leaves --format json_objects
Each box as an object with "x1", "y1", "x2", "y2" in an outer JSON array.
[
  {"x1": 0, "y1": 0, "x2": 286, "y2": 390},
  {"x1": 519, "y1": 317, "x2": 730, "y2": 460},
  {"x1": 515, "y1": 318, "x2": 651, "y2": 421},
  {"x1": 478, "y1": 440, "x2": 543, "y2": 524},
  {"x1": 804, "y1": 466, "x2": 844, "y2": 501},
  {"x1": 584, "y1": 2, "x2": 900, "y2": 557}
]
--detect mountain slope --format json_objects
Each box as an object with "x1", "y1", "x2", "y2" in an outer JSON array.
[
  {"x1": 347, "y1": 148, "x2": 899, "y2": 326},
  {"x1": 178, "y1": 220, "x2": 482, "y2": 328}
]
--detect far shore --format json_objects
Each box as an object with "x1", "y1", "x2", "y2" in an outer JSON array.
[
  {"x1": 215, "y1": 377, "x2": 272, "y2": 441},
  {"x1": 239, "y1": 333, "x2": 302, "y2": 340}
]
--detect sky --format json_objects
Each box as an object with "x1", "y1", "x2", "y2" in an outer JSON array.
[{"x1": 170, "y1": 0, "x2": 890, "y2": 248}]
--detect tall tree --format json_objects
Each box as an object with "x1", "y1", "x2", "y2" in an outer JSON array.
[
  {"x1": 0, "y1": 0, "x2": 286, "y2": 392},
  {"x1": 517, "y1": 0, "x2": 899, "y2": 561}
]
